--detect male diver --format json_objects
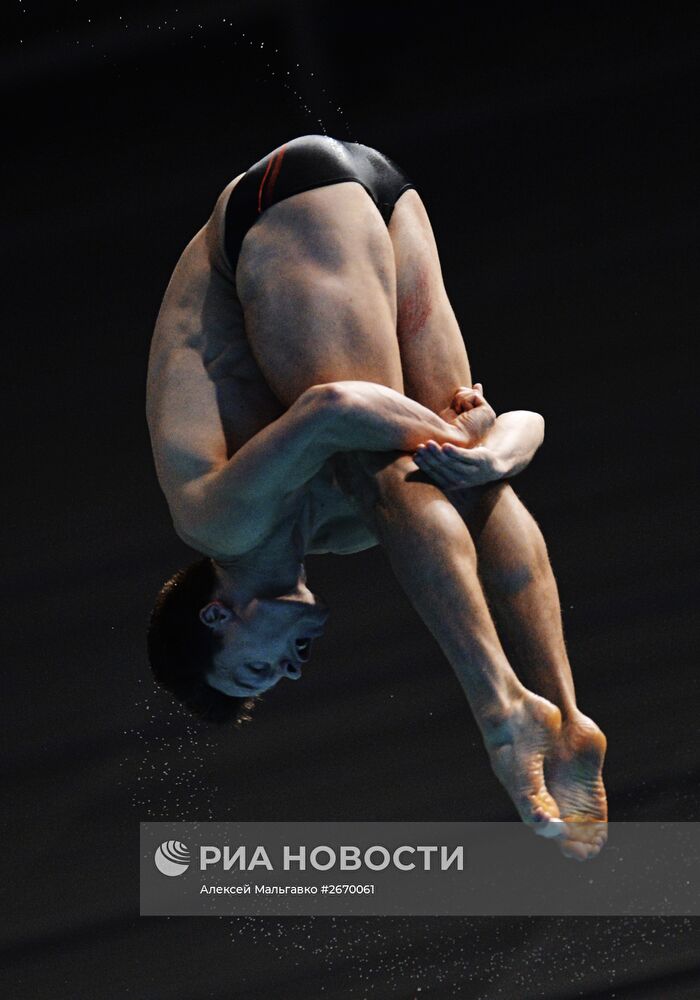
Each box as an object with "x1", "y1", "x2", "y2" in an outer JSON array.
[{"x1": 146, "y1": 136, "x2": 607, "y2": 860}]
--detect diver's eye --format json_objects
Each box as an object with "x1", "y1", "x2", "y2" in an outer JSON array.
[
  {"x1": 247, "y1": 662, "x2": 269, "y2": 672},
  {"x1": 295, "y1": 638, "x2": 312, "y2": 660}
]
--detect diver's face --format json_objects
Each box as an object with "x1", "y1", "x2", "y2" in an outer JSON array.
[{"x1": 202, "y1": 589, "x2": 329, "y2": 698}]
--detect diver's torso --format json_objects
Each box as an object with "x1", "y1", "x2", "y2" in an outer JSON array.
[{"x1": 147, "y1": 170, "x2": 374, "y2": 555}]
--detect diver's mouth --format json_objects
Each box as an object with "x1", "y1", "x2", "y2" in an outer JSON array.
[{"x1": 295, "y1": 637, "x2": 312, "y2": 661}]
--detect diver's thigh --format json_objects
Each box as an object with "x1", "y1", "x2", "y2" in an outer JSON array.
[
  {"x1": 235, "y1": 183, "x2": 405, "y2": 407},
  {"x1": 389, "y1": 189, "x2": 473, "y2": 413}
]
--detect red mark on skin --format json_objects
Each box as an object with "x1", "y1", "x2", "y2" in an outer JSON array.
[{"x1": 397, "y1": 267, "x2": 432, "y2": 343}]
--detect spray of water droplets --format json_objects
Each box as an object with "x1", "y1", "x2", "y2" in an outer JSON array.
[
  {"x1": 224, "y1": 25, "x2": 355, "y2": 140},
  {"x1": 14, "y1": 8, "x2": 356, "y2": 140},
  {"x1": 124, "y1": 677, "x2": 221, "y2": 821},
  {"x1": 220, "y1": 914, "x2": 697, "y2": 997}
]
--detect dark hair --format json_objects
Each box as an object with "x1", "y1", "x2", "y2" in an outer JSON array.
[{"x1": 147, "y1": 558, "x2": 257, "y2": 725}]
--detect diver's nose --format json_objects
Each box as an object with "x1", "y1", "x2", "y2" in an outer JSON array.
[{"x1": 279, "y1": 659, "x2": 302, "y2": 680}]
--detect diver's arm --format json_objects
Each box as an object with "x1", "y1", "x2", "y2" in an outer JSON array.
[
  {"x1": 174, "y1": 381, "x2": 483, "y2": 556},
  {"x1": 478, "y1": 410, "x2": 545, "y2": 478}
]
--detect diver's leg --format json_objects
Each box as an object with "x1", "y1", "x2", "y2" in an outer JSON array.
[
  {"x1": 456, "y1": 483, "x2": 607, "y2": 850},
  {"x1": 388, "y1": 191, "x2": 578, "y2": 710},
  {"x1": 456, "y1": 483, "x2": 578, "y2": 718},
  {"x1": 333, "y1": 448, "x2": 566, "y2": 837},
  {"x1": 235, "y1": 182, "x2": 405, "y2": 403},
  {"x1": 388, "y1": 190, "x2": 607, "y2": 855},
  {"x1": 237, "y1": 182, "x2": 564, "y2": 836}
]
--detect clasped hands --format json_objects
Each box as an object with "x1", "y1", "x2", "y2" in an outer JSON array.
[{"x1": 414, "y1": 383, "x2": 506, "y2": 490}]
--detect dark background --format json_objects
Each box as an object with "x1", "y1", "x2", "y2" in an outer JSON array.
[{"x1": 3, "y1": 2, "x2": 699, "y2": 997}]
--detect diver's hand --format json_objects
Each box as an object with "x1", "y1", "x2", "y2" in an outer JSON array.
[
  {"x1": 414, "y1": 405, "x2": 545, "y2": 491},
  {"x1": 320, "y1": 380, "x2": 480, "y2": 452},
  {"x1": 446, "y1": 383, "x2": 486, "y2": 415},
  {"x1": 438, "y1": 382, "x2": 497, "y2": 446},
  {"x1": 413, "y1": 440, "x2": 506, "y2": 491}
]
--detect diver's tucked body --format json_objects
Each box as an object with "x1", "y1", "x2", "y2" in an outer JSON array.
[{"x1": 146, "y1": 135, "x2": 608, "y2": 862}]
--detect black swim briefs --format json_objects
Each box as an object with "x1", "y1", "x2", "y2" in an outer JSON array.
[{"x1": 223, "y1": 134, "x2": 415, "y2": 273}]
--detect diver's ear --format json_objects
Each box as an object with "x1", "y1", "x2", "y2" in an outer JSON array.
[{"x1": 199, "y1": 601, "x2": 233, "y2": 630}]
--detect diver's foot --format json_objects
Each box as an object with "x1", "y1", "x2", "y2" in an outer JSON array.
[
  {"x1": 546, "y1": 712, "x2": 608, "y2": 862},
  {"x1": 482, "y1": 692, "x2": 564, "y2": 838}
]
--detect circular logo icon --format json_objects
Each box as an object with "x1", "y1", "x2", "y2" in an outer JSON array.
[{"x1": 154, "y1": 840, "x2": 191, "y2": 877}]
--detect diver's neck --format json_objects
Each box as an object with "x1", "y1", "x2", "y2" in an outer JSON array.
[{"x1": 213, "y1": 510, "x2": 307, "y2": 603}]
